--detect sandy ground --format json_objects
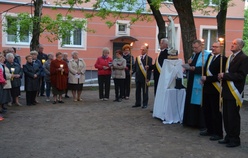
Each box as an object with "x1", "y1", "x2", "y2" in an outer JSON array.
[{"x1": 0, "y1": 86, "x2": 248, "y2": 158}]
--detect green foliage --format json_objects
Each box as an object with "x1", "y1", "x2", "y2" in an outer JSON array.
[
  {"x1": 243, "y1": 9, "x2": 248, "y2": 55},
  {"x1": 4, "y1": 13, "x2": 33, "y2": 42},
  {"x1": 3, "y1": 11, "x2": 87, "y2": 45},
  {"x1": 191, "y1": 0, "x2": 232, "y2": 15}
]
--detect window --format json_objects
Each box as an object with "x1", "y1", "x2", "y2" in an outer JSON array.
[
  {"x1": 5, "y1": 16, "x2": 30, "y2": 45},
  {"x1": 62, "y1": 28, "x2": 85, "y2": 47},
  {"x1": 204, "y1": 0, "x2": 219, "y2": 6},
  {"x1": 163, "y1": 0, "x2": 173, "y2": 3},
  {"x1": 116, "y1": 20, "x2": 130, "y2": 36},
  {"x1": 202, "y1": 29, "x2": 217, "y2": 51},
  {"x1": 59, "y1": 18, "x2": 87, "y2": 50}
]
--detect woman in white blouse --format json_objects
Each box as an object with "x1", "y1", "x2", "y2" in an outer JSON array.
[{"x1": 68, "y1": 51, "x2": 86, "y2": 102}]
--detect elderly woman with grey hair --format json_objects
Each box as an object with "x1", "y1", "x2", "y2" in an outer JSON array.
[
  {"x1": 0, "y1": 54, "x2": 13, "y2": 111},
  {"x1": 68, "y1": 51, "x2": 86, "y2": 101},
  {"x1": 5, "y1": 53, "x2": 23, "y2": 106},
  {"x1": 94, "y1": 47, "x2": 113, "y2": 101}
]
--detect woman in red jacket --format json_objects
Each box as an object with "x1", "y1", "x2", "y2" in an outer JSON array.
[{"x1": 95, "y1": 47, "x2": 112, "y2": 101}]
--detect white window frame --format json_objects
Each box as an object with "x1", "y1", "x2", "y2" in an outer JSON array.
[
  {"x1": 200, "y1": 25, "x2": 218, "y2": 52},
  {"x1": 115, "y1": 20, "x2": 130, "y2": 36},
  {"x1": 155, "y1": 23, "x2": 181, "y2": 53},
  {"x1": 163, "y1": 0, "x2": 173, "y2": 3},
  {"x1": 58, "y1": 18, "x2": 87, "y2": 50},
  {"x1": 1, "y1": 13, "x2": 31, "y2": 47},
  {"x1": 208, "y1": 0, "x2": 218, "y2": 6}
]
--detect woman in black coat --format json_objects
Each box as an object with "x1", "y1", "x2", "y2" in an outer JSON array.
[{"x1": 23, "y1": 54, "x2": 41, "y2": 106}]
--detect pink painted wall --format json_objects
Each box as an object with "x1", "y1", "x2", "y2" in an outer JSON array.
[{"x1": 0, "y1": 0, "x2": 245, "y2": 68}]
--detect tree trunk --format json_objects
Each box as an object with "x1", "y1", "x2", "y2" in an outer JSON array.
[
  {"x1": 147, "y1": 0, "x2": 166, "y2": 43},
  {"x1": 217, "y1": 0, "x2": 228, "y2": 55},
  {"x1": 30, "y1": 0, "x2": 43, "y2": 51},
  {"x1": 173, "y1": 0, "x2": 197, "y2": 62}
]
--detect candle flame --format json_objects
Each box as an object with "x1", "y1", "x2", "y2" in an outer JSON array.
[{"x1": 218, "y1": 38, "x2": 224, "y2": 43}]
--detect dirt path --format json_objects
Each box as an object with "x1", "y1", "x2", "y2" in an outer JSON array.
[{"x1": 0, "y1": 87, "x2": 248, "y2": 158}]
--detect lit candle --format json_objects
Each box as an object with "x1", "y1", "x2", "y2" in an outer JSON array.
[
  {"x1": 219, "y1": 38, "x2": 224, "y2": 45},
  {"x1": 130, "y1": 42, "x2": 133, "y2": 47},
  {"x1": 10, "y1": 68, "x2": 15, "y2": 73},
  {"x1": 144, "y1": 43, "x2": 149, "y2": 48},
  {"x1": 42, "y1": 59, "x2": 46, "y2": 64},
  {"x1": 60, "y1": 64, "x2": 63, "y2": 75},
  {"x1": 10, "y1": 68, "x2": 15, "y2": 80}
]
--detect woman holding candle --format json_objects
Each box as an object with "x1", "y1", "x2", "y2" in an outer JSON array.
[
  {"x1": 5, "y1": 53, "x2": 23, "y2": 106},
  {"x1": 68, "y1": 51, "x2": 86, "y2": 102},
  {"x1": 50, "y1": 52, "x2": 69, "y2": 104},
  {"x1": 0, "y1": 54, "x2": 13, "y2": 109}
]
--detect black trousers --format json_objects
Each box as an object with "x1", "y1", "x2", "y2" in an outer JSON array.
[
  {"x1": 26, "y1": 91, "x2": 37, "y2": 105},
  {"x1": 40, "y1": 76, "x2": 45, "y2": 95},
  {"x1": 123, "y1": 75, "x2": 131, "y2": 97},
  {"x1": 153, "y1": 73, "x2": 159, "y2": 96},
  {"x1": 98, "y1": 75, "x2": 111, "y2": 99},
  {"x1": 223, "y1": 99, "x2": 240, "y2": 144},
  {"x1": 203, "y1": 93, "x2": 223, "y2": 137},
  {"x1": 135, "y1": 81, "x2": 149, "y2": 106},
  {"x1": 114, "y1": 78, "x2": 124, "y2": 100}
]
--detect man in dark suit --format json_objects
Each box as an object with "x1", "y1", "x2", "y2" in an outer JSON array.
[
  {"x1": 132, "y1": 44, "x2": 153, "y2": 109},
  {"x1": 37, "y1": 44, "x2": 48, "y2": 97},
  {"x1": 218, "y1": 38, "x2": 248, "y2": 147},
  {"x1": 201, "y1": 42, "x2": 227, "y2": 141},
  {"x1": 152, "y1": 38, "x2": 169, "y2": 95}
]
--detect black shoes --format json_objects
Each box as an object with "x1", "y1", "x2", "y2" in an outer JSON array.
[
  {"x1": 132, "y1": 105, "x2": 147, "y2": 108},
  {"x1": 142, "y1": 105, "x2": 147, "y2": 109},
  {"x1": 113, "y1": 99, "x2": 122, "y2": 102},
  {"x1": 65, "y1": 95, "x2": 70, "y2": 98},
  {"x1": 218, "y1": 139, "x2": 240, "y2": 147},
  {"x1": 209, "y1": 135, "x2": 223, "y2": 141},
  {"x1": 132, "y1": 105, "x2": 141, "y2": 108},
  {"x1": 199, "y1": 130, "x2": 211, "y2": 136},
  {"x1": 58, "y1": 101, "x2": 64, "y2": 103},
  {"x1": 218, "y1": 139, "x2": 229, "y2": 144},
  {"x1": 226, "y1": 142, "x2": 240, "y2": 148}
]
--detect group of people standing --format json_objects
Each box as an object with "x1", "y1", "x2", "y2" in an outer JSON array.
[
  {"x1": 1, "y1": 38, "x2": 247, "y2": 148},
  {"x1": 0, "y1": 47, "x2": 22, "y2": 121},
  {"x1": 94, "y1": 45, "x2": 134, "y2": 102},
  {"x1": 24, "y1": 49, "x2": 87, "y2": 105},
  {"x1": 183, "y1": 38, "x2": 248, "y2": 148},
  {"x1": 94, "y1": 39, "x2": 169, "y2": 109},
  {"x1": 0, "y1": 45, "x2": 87, "y2": 121}
]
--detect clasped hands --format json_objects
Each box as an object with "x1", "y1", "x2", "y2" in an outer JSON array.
[
  {"x1": 58, "y1": 67, "x2": 64, "y2": 72},
  {"x1": 103, "y1": 66, "x2": 109, "y2": 70},
  {"x1": 145, "y1": 65, "x2": 149, "y2": 70},
  {"x1": 201, "y1": 73, "x2": 224, "y2": 85}
]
